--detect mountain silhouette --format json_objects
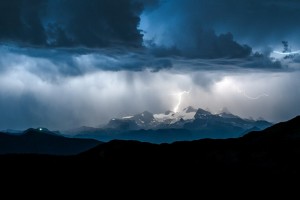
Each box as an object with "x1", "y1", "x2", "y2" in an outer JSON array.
[
  {"x1": 243, "y1": 116, "x2": 300, "y2": 140},
  {"x1": 1, "y1": 116, "x2": 299, "y2": 180},
  {"x1": 0, "y1": 128, "x2": 101, "y2": 155},
  {"x1": 76, "y1": 116, "x2": 300, "y2": 171}
]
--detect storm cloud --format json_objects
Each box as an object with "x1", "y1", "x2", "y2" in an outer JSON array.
[
  {"x1": 0, "y1": 0, "x2": 158, "y2": 47},
  {"x1": 0, "y1": 1, "x2": 299, "y2": 130},
  {"x1": 141, "y1": 0, "x2": 300, "y2": 55}
]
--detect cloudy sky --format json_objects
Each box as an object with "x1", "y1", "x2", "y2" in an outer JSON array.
[{"x1": 0, "y1": 0, "x2": 299, "y2": 130}]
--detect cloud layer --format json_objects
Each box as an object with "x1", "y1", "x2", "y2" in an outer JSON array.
[{"x1": 0, "y1": 46, "x2": 299, "y2": 130}]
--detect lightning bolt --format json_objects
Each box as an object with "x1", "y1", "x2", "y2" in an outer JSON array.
[
  {"x1": 234, "y1": 86, "x2": 269, "y2": 100},
  {"x1": 273, "y1": 50, "x2": 300, "y2": 55},
  {"x1": 171, "y1": 90, "x2": 190, "y2": 113},
  {"x1": 241, "y1": 91, "x2": 269, "y2": 100},
  {"x1": 217, "y1": 77, "x2": 269, "y2": 101}
]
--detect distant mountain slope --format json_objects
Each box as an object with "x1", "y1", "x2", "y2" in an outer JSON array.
[
  {"x1": 1, "y1": 129, "x2": 24, "y2": 135},
  {"x1": 77, "y1": 115, "x2": 300, "y2": 174},
  {"x1": 0, "y1": 128, "x2": 101, "y2": 155},
  {"x1": 243, "y1": 116, "x2": 300, "y2": 140}
]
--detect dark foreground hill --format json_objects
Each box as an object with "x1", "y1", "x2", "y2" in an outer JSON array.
[
  {"x1": 1, "y1": 116, "x2": 300, "y2": 181},
  {"x1": 76, "y1": 116, "x2": 300, "y2": 174}
]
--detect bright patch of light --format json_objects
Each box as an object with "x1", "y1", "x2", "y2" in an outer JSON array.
[
  {"x1": 215, "y1": 77, "x2": 269, "y2": 100},
  {"x1": 273, "y1": 50, "x2": 300, "y2": 55},
  {"x1": 271, "y1": 50, "x2": 300, "y2": 60},
  {"x1": 171, "y1": 90, "x2": 190, "y2": 113}
]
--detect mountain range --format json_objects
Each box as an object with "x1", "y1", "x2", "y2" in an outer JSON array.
[{"x1": 67, "y1": 106, "x2": 272, "y2": 143}]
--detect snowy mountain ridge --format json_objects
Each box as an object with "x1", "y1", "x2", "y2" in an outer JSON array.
[{"x1": 105, "y1": 106, "x2": 270, "y2": 131}]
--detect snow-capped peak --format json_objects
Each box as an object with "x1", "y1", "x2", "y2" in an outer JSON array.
[
  {"x1": 154, "y1": 106, "x2": 197, "y2": 124},
  {"x1": 217, "y1": 107, "x2": 239, "y2": 119},
  {"x1": 183, "y1": 106, "x2": 198, "y2": 113}
]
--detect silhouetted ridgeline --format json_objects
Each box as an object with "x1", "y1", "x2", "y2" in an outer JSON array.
[
  {"x1": 0, "y1": 128, "x2": 101, "y2": 155},
  {"x1": 1, "y1": 116, "x2": 300, "y2": 179}
]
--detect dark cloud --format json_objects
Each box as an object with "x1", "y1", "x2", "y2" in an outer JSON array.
[
  {"x1": 293, "y1": 55, "x2": 300, "y2": 63},
  {"x1": 0, "y1": 0, "x2": 46, "y2": 45},
  {"x1": 0, "y1": 0, "x2": 158, "y2": 47},
  {"x1": 142, "y1": 0, "x2": 300, "y2": 57},
  {"x1": 1, "y1": 45, "x2": 285, "y2": 78},
  {"x1": 0, "y1": 45, "x2": 175, "y2": 77},
  {"x1": 2, "y1": 0, "x2": 295, "y2": 61},
  {"x1": 147, "y1": 31, "x2": 252, "y2": 59},
  {"x1": 200, "y1": 0, "x2": 300, "y2": 45}
]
